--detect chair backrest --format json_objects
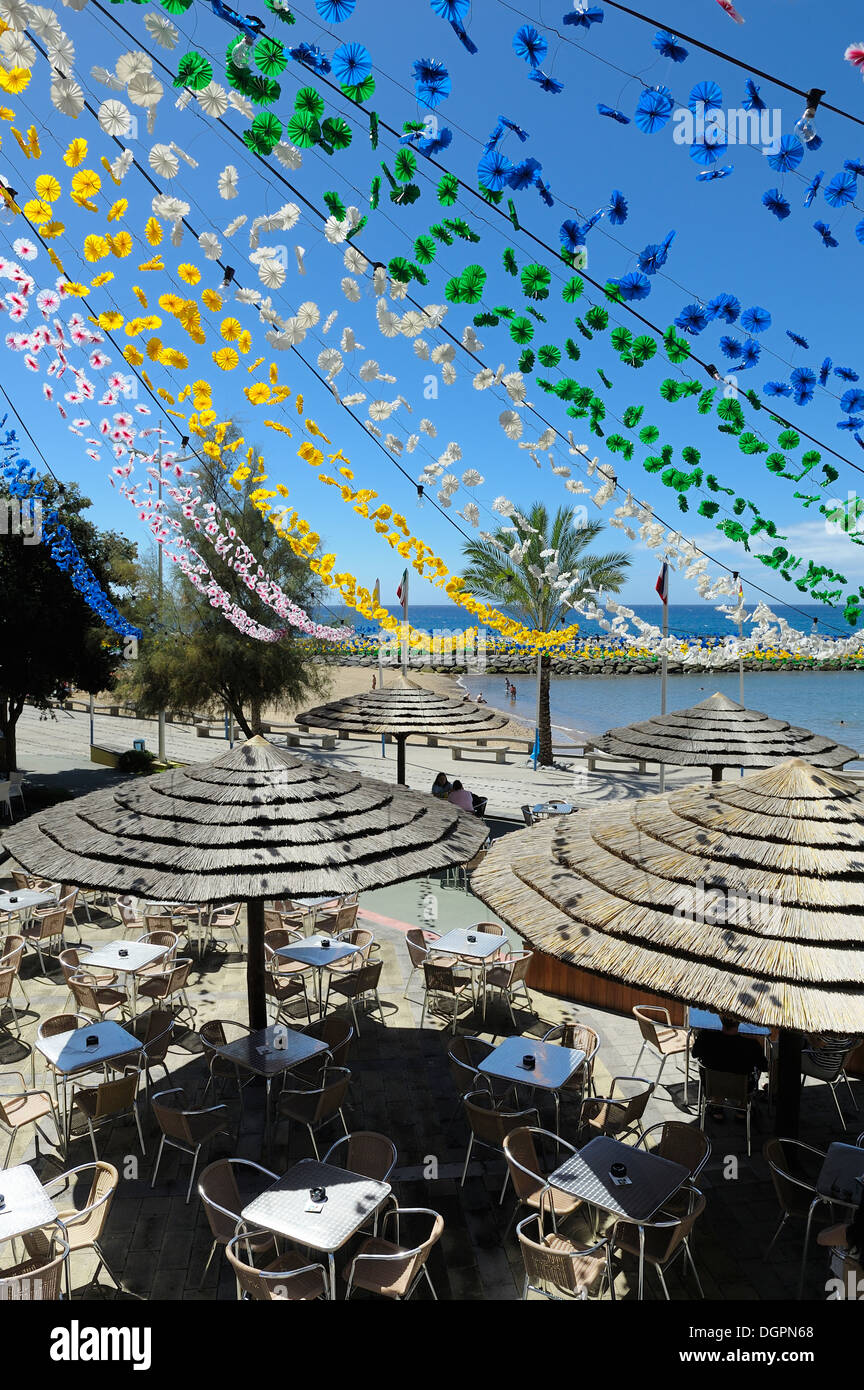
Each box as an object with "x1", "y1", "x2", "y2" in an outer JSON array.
[
  {"x1": 544, "y1": 1021, "x2": 600, "y2": 1063},
  {"x1": 11, "y1": 872, "x2": 32, "y2": 890},
  {"x1": 475, "y1": 921, "x2": 505, "y2": 937},
  {"x1": 136, "y1": 1009, "x2": 175, "y2": 1061},
  {"x1": 302, "y1": 1014, "x2": 354, "y2": 1067},
  {"x1": 0, "y1": 1237, "x2": 68, "y2": 1300},
  {"x1": 0, "y1": 965, "x2": 15, "y2": 1002},
  {"x1": 463, "y1": 1091, "x2": 537, "y2": 1146},
  {"x1": 59, "y1": 948, "x2": 86, "y2": 985},
  {"x1": 225, "y1": 1234, "x2": 322, "y2": 1300},
  {"x1": 338, "y1": 926, "x2": 374, "y2": 956},
  {"x1": 503, "y1": 1127, "x2": 546, "y2": 1202},
  {"x1": 521, "y1": 805, "x2": 534, "y2": 826},
  {"x1": 151, "y1": 1089, "x2": 206, "y2": 1144},
  {"x1": 371, "y1": 1208, "x2": 443, "y2": 1291},
  {"x1": 334, "y1": 903, "x2": 359, "y2": 933},
  {"x1": 344, "y1": 959, "x2": 383, "y2": 994},
  {"x1": 314, "y1": 1067, "x2": 351, "y2": 1122},
  {"x1": 702, "y1": 1068, "x2": 750, "y2": 1108},
  {"x1": 802, "y1": 1034, "x2": 859, "y2": 1081},
  {"x1": 762, "y1": 1138, "x2": 822, "y2": 1216},
  {"x1": 264, "y1": 927, "x2": 303, "y2": 956},
  {"x1": 325, "y1": 1131, "x2": 397, "y2": 1182},
  {"x1": 199, "y1": 1019, "x2": 228, "y2": 1053},
  {"x1": 633, "y1": 1005, "x2": 670, "y2": 1047},
  {"x1": 29, "y1": 908, "x2": 66, "y2": 939},
  {"x1": 0, "y1": 935, "x2": 25, "y2": 973},
  {"x1": 159, "y1": 958, "x2": 192, "y2": 994},
  {"x1": 69, "y1": 975, "x2": 105, "y2": 1015},
  {"x1": 423, "y1": 961, "x2": 461, "y2": 995},
  {"x1": 116, "y1": 896, "x2": 141, "y2": 925},
  {"x1": 39, "y1": 1012, "x2": 86, "y2": 1040},
  {"x1": 143, "y1": 913, "x2": 177, "y2": 934},
  {"x1": 406, "y1": 928, "x2": 438, "y2": 969},
  {"x1": 58, "y1": 886, "x2": 78, "y2": 912},
  {"x1": 645, "y1": 1189, "x2": 706, "y2": 1265},
  {"x1": 61, "y1": 1162, "x2": 119, "y2": 1244},
  {"x1": 607, "y1": 1077, "x2": 655, "y2": 1126},
  {"x1": 208, "y1": 903, "x2": 241, "y2": 927},
  {"x1": 642, "y1": 1121, "x2": 711, "y2": 1178},
  {"x1": 88, "y1": 1070, "x2": 139, "y2": 1118},
  {"x1": 447, "y1": 1034, "x2": 493, "y2": 1092},
  {"x1": 517, "y1": 1214, "x2": 605, "y2": 1296},
  {"x1": 198, "y1": 1158, "x2": 243, "y2": 1243},
  {"x1": 498, "y1": 952, "x2": 532, "y2": 986},
  {"x1": 137, "y1": 930, "x2": 179, "y2": 955}
]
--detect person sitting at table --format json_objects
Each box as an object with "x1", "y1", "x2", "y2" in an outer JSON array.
[
  {"x1": 817, "y1": 1194, "x2": 864, "y2": 1284},
  {"x1": 691, "y1": 1015, "x2": 766, "y2": 1121},
  {"x1": 447, "y1": 779, "x2": 475, "y2": 812},
  {"x1": 431, "y1": 771, "x2": 451, "y2": 800}
]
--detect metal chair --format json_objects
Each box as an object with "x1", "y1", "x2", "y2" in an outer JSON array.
[
  {"x1": 107, "y1": 1009, "x2": 174, "y2": 1100},
  {"x1": 24, "y1": 1161, "x2": 122, "y2": 1296},
  {"x1": 578, "y1": 1077, "x2": 655, "y2": 1145},
  {"x1": 0, "y1": 1233, "x2": 68, "y2": 1300},
  {"x1": 419, "y1": 960, "x2": 473, "y2": 1034},
  {"x1": 68, "y1": 970, "x2": 129, "y2": 1023},
  {"x1": 0, "y1": 964, "x2": 23, "y2": 1038},
  {"x1": 404, "y1": 928, "x2": 445, "y2": 999},
  {"x1": 300, "y1": 1014, "x2": 354, "y2": 1068},
  {"x1": 59, "y1": 948, "x2": 115, "y2": 1010},
  {"x1": 762, "y1": 1137, "x2": 825, "y2": 1260},
  {"x1": 610, "y1": 1186, "x2": 706, "y2": 1301},
  {"x1": 344, "y1": 1207, "x2": 443, "y2": 1301},
  {"x1": 801, "y1": 1035, "x2": 861, "y2": 1128},
  {"x1": 225, "y1": 1231, "x2": 327, "y2": 1300},
  {"x1": 197, "y1": 1157, "x2": 279, "y2": 1287},
  {"x1": 263, "y1": 938, "x2": 313, "y2": 1026},
  {"x1": 273, "y1": 1066, "x2": 351, "y2": 1158},
  {"x1": 325, "y1": 958, "x2": 385, "y2": 1035},
  {"x1": 697, "y1": 1067, "x2": 755, "y2": 1156},
  {"x1": 482, "y1": 951, "x2": 533, "y2": 1026},
  {"x1": 324, "y1": 1131, "x2": 398, "y2": 1183},
  {"x1": 136, "y1": 957, "x2": 195, "y2": 1021},
  {"x1": 0, "y1": 1069, "x2": 62, "y2": 1167},
  {"x1": 204, "y1": 902, "x2": 244, "y2": 955},
  {"x1": 633, "y1": 1004, "x2": 691, "y2": 1098},
  {"x1": 0, "y1": 780, "x2": 14, "y2": 821},
  {"x1": 199, "y1": 1019, "x2": 255, "y2": 1106},
  {"x1": 637, "y1": 1121, "x2": 711, "y2": 1181},
  {"x1": 0, "y1": 934, "x2": 28, "y2": 1006},
  {"x1": 151, "y1": 1087, "x2": 232, "y2": 1203},
  {"x1": 68, "y1": 1067, "x2": 146, "y2": 1161},
  {"x1": 460, "y1": 1091, "x2": 540, "y2": 1203},
  {"x1": 517, "y1": 1213, "x2": 614, "y2": 1301},
  {"x1": 21, "y1": 906, "x2": 68, "y2": 972},
  {"x1": 542, "y1": 1020, "x2": 601, "y2": 1099},
  {"x1": 502, "y1": 1127, "x2": 584, "y2": 1235}
]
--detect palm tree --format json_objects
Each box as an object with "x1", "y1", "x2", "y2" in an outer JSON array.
[{"x1": 462, "y1": 503, "x2": 630, "y2": 766}]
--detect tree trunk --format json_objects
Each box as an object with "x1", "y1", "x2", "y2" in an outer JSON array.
[
  {"x1": 775, "y1": 1027, "x2": 802, "y2": 1138},
  {"x1": 538, "y1": 653, "x2": 553, "y2": 767},
  {"x1": 245, "y1": 899, "x2": 267, "y2": 1030},
  {"x1": 232, "y1": 706, "x2": 253, "y2": 739},
  {"x1": 249, "y1": 698, "x2": 264, "y2": 736},
  {"x1": 0, "y1": 702, "x2": 19, "y2": 774}
]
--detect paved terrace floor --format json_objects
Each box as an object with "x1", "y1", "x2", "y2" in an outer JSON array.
[{"x1": 1, "y1": 867, "x2": 860, "y2": 1303}]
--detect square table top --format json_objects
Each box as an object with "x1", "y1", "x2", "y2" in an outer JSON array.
[
  {"x1": 84, "y1": 940, "x2": 169, "y2": 975},
  {"x1": 431, "y1": 928, "x2": 505, "y2": 961},
  {"x1": 533, "y1": 802, "x2": 573, "y2": 816},
  {"x1": 817, "y1": 1142, "x2": 864, "y2": 1205},
  {"x1": 478, "y1": 1035, "x2": 585, "y2": 1091},
  {"x1": 242, "y1": 1158, "x2": 391, "y2": 1253},
  {"x1": 688, "y1": 1007, "x2": 771, "y2": 1037},
  {"x1": 276, "y1": 934, "x2": 359, "y2": 969},
  {"x1": 0, "y1": 889, "x2": 56, "y2": 913},
  {"x1": 0, "y1": 1164, "x2": 59, "y2": 1245},
  {"x1": 212, "y1": 1025, "x2": 328, "y2": 1078},
  {"x1": 34, "y1": 1021, "x2": 141, "y2": 1073},
  {"x1": 550, "y1": 1136, "x2": 690, "y2": 1224}
]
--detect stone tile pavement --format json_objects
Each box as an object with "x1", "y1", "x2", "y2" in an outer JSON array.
[{"x1": 0, "y1": 869, "x2": 861, "y2": 1303}]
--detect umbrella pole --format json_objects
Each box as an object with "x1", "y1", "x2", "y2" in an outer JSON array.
[
  {"x1": 711, "y1": 765, "x2": 722, "y2": 784},
  {"x1": 775, "y1": 1027, "x2": 802, "y2": 1138},
  {"x1": 246, "y1": 899, "x2": 267, "y2": 1031},
  {"x1": 396, "y1": 734, "x2": 406, "y2": 786}
]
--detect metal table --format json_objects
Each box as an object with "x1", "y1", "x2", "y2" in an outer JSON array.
[
  {"x1": 0, "y1": 889, "x2": 56, "y2": 926},
  {"x1": 0, "y1": 1163, "x2": 69, "y2": 1298},
  {"x1": 84, "y1": 939, "x2": 169, "y2": 1015},
  {"x1": 688, "y1": 1007, "x2": 771, "y2": 1036},
  {"x1": 211, "y1": 1025, "x2": 329, "y2": 1149},
  {"x1": 34, "y1": 1020, "x2": 142, "y2": 1145},
  {"x1": 285, "y1": 896, "x2": 348, "y2": 934},
  {"x1": 430, "y1": 928, "x2": 505, "y2": 1019},
  {"x1": 241, "y1": 1157, "x2": 391, "y2": 1299},
  {"x1": 799, "y1": 1142, "x2": 864, "y2": 1298},
  {"x1": 549, "y1": 1135, "x2": 690, "y2": 1299},
  {"x1": 532, "y1": 802, "x2": 573, "y2": 818},
  {"x1": 478, "y1": 1035, "x2": 585, "y2": 1132},
  {"x1": 276, "y1": 935, "x2": 361, "y2": 1016}
]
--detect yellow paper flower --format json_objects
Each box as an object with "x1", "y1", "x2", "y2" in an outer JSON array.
[
  {"x1": 158, "y1": 293, "x2": 184, "y2": 315},
  {"x1": 47, "y1": 249, "x2": 65, "y2": 272},
  {"x1": 90, "y1": 272, "x2": 114, "y2": 288},
  {"x1": 144, "y1": 217, "x2": 162, "y2": 246},
  {"x1": 41, "y1": 220, "x2": 65, "y2": 239},
  {"x1": 100, "y1": 156, "x2": 122, "y2": 187},
  {"x1": 156, "y1": 387, "x2": 175, "y2": 404},
  {"x1": 123, "y1": 345, "x2": 144, "y2": 365},
  {"x1": 245, "y1": 383, "x2": 271, "y2": 405},
  {"x1": 63, "y1": 138, "x2": 88, "y2": 168},
  {"x1": 98, "y1": 312, "x2": 125, "y2": 330},
  {"x1": 22, "y1": 198, "x2": 51, "y2": 223},
  {"x1": 265, "y1": 420, "x2": 292, "y2": 437},
  {"x1": 202, "y1": 441, "x2": 221, "y2": 460},
  {"x1": 177, "y1": 263, "x2": 201, "y2": 285},
  {"x1": 141, "y1": 316, "x2": 162, "y2": 331},
  {"x1": 237, "y1": 330, "x2": 251, "y2": 355},
  {"x1": 220, "y1": 316, "x2": 241, "y2": 342},
  {"x1": 198, "y1": 409, "x2": 217, "y2": 427},
  {"x1": 109, "y1": 231, "x2": 133, "y2": 258},
  {"x1": 107, "y1": 198, "x2": 128, "y2": 222},
  {"x1": 165, "y1": 349, "x2": 189, "y2": 370},
  {"x1": 146, "y1": 338, "x2": 163, "y2": 362},
  {"x1": 298, "y1": 442, "x2": 323, "y2": 467},
  {"x1": 200, "y1": 288, "x2": 222, "y2": 312},
  {"x1": 213, "y1": 347, "x2": 239, "y2": 371},
  {"x1": 188, "y1": 327, "x2": 207, "y2": 346},
  {"x1": 0, "y1": 67, "x2": 31, "y2": 95},
  {"x1": 248, "y1": 356, "x2": 265, "y2": 374},
  {"x1": 176, "y1": 301, "x2": 200, "y2": 331},
  {"x1": 138, "y1": 255, "x2": 164, "y2": 272},
  {"x1": 34, "y1": 174, "x2": 61, "y2": 203},
  {"x1": 70, "y1": 169, "x2": 101, "y2": 199},
  {"x1": 63, "y1": 282, "x2": 88, "y2": 297},
  {"x1": 132, "y1": 286, "x2": 148, "y2": 308},
  {"x1": 83, "y1": 234, "x2": 110, "y2": 263}
]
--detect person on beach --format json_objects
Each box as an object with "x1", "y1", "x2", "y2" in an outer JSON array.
[
  {"x1": 510, "y1": 684, "x2": 517, "y2": 701},
  {"x1": 448, "y1": 779, "x2": 475, "y2": 812},
  {"x1": 504, "y1": 679, "x2": 512, "y2": 697},
  {"x1": 371, "y1": 674, "x2": 376, "y2": 690},
  {"x1": 476, "y1": 692, "x2": 487, "y2": 704},
  {"x1": 431, "y1": 771, "x2": 451, "y2": 800}
]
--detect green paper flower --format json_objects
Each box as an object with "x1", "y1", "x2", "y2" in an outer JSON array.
[
  {"x1": 437, "y1": 173, "x2": 459, "y2": 206},
  {"x1": 321, "y1": 117, "x2": 352, "y2": 150},
  {"x1": 473, "y1": 313, "x2": 499, "y2": 327},
  {"x1": 717, "y1": 399, "x2": 745, "y2": 430},
  {"x1": 518, "y1": 349, "x2": 535, "y2": 373},
  {"x1": 242, "y1": 112, "x2": 283, "y2": 155},
  {"x1": 777, "y1": 428, "x2": 800, "y2": 450},
  {"x1": 677, "y1": 496, "x2": 689, "y2": 513},
  {"x1": 610, "y1": 327, "x2": 633, "y2": 354},
  {"x1": 390, "y1": 184, "x2": 421, "y2": 206},
  {"x1": 585, "y1": 306, "x2": 609, "y2": 332},
  {"x1": 341, "y1": 75, "x2": 376, "y2": 102},
  {"x1": 681, "y1": 446, "x2": 701, "y2": 465},
  {"x1": 160, "y1": 0, "x2": 193, "y2": 12},
  {"x1": 492, "y1": 305, "x2": 514, "y2": 318},
  {"x1": 369, "y1": 176, "x2": 381, "y2": 209},
  {"x1": 445, "y1": 277, "x2": 464, "y2": 304},
  {"x1": 698, "y1": 500, "x2": 720, "y2": 518},
  {"x1": 765, "y1": 453, "x2": 786, "y2": 474},
  {"x1": 663, "y1": 327, "x2": 691, "y2": 364},
  {"x1": 479, "y1": 184, "x2": 504, "y2": 204},
  {"x1": 739, "y1": 433, "x2": 768, "y2": 455},
  {"x1": 525, "y1": 307, "x2": 546, "y2": 323},
  {"x1": 597, "y1": 369, "x2": 613, "y2": 389},
  {"x1": 459, "y1": 264, "x2": 487, "y2": 304},
  {"x1": 660, "y1": 380, "x2": 685, "y2": 403},
  {"x1": 255, "y1": 36, "x2": 288, "y2": 76},
  {"x1": 509, "y1": 316, "x2": 534, "y2": 345},
  {"x1": 622, "y1": 405, "x2": 643, "y2": 429},
  {"x1": 388, "y1": 256, "x2": 412, "y2": 283},
  {"x1": 644, "y1": 456, "x2": 664, "y2": 473},
  {"x1": 555, "y1": 379, "x2": 579, "y2": 401},
  {"x1": 264, "y1": 0, "x2": 295, "y2": 19},
  {"x1": 174, "y1": 52, "x2": 213, "y2": 90},
  {"x1": 247, "y1": 75, "x2": 281, "y2": 106},
  {"x1": 394, "y1": 148, "x2": 417, "y2": 182},
  {"x1": 538, "y1": 344, "x2": 561, "y2": 368},
  {"x1": 502, "y1": 248, "x2": 518, "y2": 276},
  {"x1": 631, "y1": 335, "x2": 657, "y2": 363},
  {"x1": 414, "y1": 235, "x2": 436, "y2": 265},
  {"x1": 295, "y1": 87, "x2": 325, "y2": 118},
  {"x1": 430, "y1": 222, "x2": 453, "y2": 245},
  {"x1": 639, "y1": 424, "x2": 660, "y2": 445},
  {"x1": 603, "y1": 280, "x2": 624, "y2": 305},
  {"x1": 446, "y1": 218, "x2": 479, "y2": 243},
  {"x1": 520, "y1": 263, "x2": 551, "y2": 300},
  {"x1": 286, "y1": 111, "x2": 320, "y2": 148},
  {"x1": 564, "y1": 339, "x2": 580, "y2": 362},
  {"x1": 607, "y1": 434, "x2": 627, "y2": 454},
  {"x1": 697, "y1": 388, "x2": 716, "y2": 415},
  {"x1": 575, "y1": 319, "x2": 593, "y2": 340},
  {"x1": 562, "y1": 277, "x2": 583, "y2": 303},
  {"x1": 324, "y1": 191, "x2": 346, "y2": 219}
]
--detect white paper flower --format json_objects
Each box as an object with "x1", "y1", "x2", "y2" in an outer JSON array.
[
  {"x1": 343, "y1": 246, "x2": 367, "y2": 274},
  {"x1": 149, "y1": 144, "x2": 179, "y2": 179},
  {"x1": 294, "y1": 301, "x2": 319, "y2": 330},
  {"x1": 257, "y1": 259, "x2": 286, "y2": 290},
  {"x1": 389, "y1": 279, "x2": 409, "y2": 301},
  {"x1": 341, "y1": 277, "x2": 361, "y2": 302},
  {"x1": 503, "y1": 372, "x2": 526, "y2": 405},
  {"x1": 28, "y1": 7, "x2": 63, "y2": 41},
  {"x1": 420, "y1": 418, "x2": 437, "y2": 437},
  {"x1": 170, "y1": 143, "x2": 197, "y2": 169},
  {"x1": 50, "y1": 77, "x2": 84, "y2": 117},
  {"x1": 144, "y1": 12, "x2": 179, "y2": 50},
  {"x1": 218, "y1": 165, "x2": 239, "y2": 200},
  {"x1": 294, "y1": 246, "x2": 306, "y2": 275},
  {"x1": 227, "y1": 91, "x2": 254, "y2": 118},
  {"x1": 461, "y1": 469, "x2": 483, "y2": 488},
  {"x1": 376, "y1": 307, "x2": 400, "y2": 338},
  {"x1": 399, "y1": 310, "x2": 426, "y2": 336},
  {"x1": 98, "y1": 99, "x2": 132, "y2": 136},
  {"x1": 110, "y1": 149, "x2": 133, "y2": 182},
  {"x1": 322, "y1": 310, "x2": 338, "y2": 334},
  {"x1": 116, "y1": 49, "x2": 152, "y2": 83},
  {"x1": 152, "y1": 193, "x2": 188, "y2": 221},
  {"x1": 372, "y1": 266, "x2": 388, "y2": 296},
  {"x1": 223, "y1": 214, "x2": 247, "y2": 238},
  {"x1": 198, "y1": 232, "x2": 222, "y2": 260},
  {"x1": 359, "y1": 360, "x2": 380, "y2": 382},
  {"x1": 280, "y1": 317, "x2": 307, "y2": 346},
  {"x1": 274, "y1": 141, "x2": 303, "y2": 170},
  {"x1": 492, "y1": 496, "x2": 515, "y2": 516},
  {"x1": 235, "y1": 286, "x2": 262, "y2": 305},
  {"x1": 460, "y1": 503, "x2": 480, "y2": 527},
  {"x1": 412, "y1": 339, "x2": 429, "y2": 361},
  {"x1": 0, "y1": 0, "x2": 32, "y2": 31},
  {"x1": 423, "y1": 304, "x2": 448, "y2": 329},
  {"x1": 440, "y1": 473, "x2": 459, "y2": 496},
  {"x1": 128, "y1": 71, "x2": 163, "y2": 108},
  {"x1": 368, "y1": 400, "x2": 395, "y2": 422},
  {"x1": 441, "y1": 363, "x2": 457, "y2": 386},
  {"x1": 462, "y1": 326, "x2": 483, "y2": 352},
  {"x1": 91, "y1": 65, "x2": 123, "y2": 89},
  {"x1": 0, "y1": 30, "x2": 34, "y2": 66},
  {"x1": 46, "y1": 33, "x2": 74, "y2": 72},
  {"x1": 192, "y1": 81, "x2": 227, "y2": 118},
  {"x1": 405, "y1": 435, "x2": 419, "y2": 453},
  {"x1": 340, "y1": 392, "x2": 366, "y2": 406},
  {"x1": 324, "y1": 215, "x2": 349, "y2": 245},
  {"x1": 437, "y1": 493, "x2": 452, "y2": 508},
  {"x1": 318, "y1": 347, "x2": 343, "y2": 379}
]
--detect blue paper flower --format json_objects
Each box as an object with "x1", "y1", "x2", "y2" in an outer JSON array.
[
  {"x1": 637, "y1": 230, "x2": 676, "y2": 274},
  {"x1": 653, "y1": 30, "x2": 688, "y2": 62},
  {"x1": 838, "y1": 417, "x2": 864, "y2": 431},
  {"x1": 513, "y1": 25, "x2": 547, "y2": 68},
  {"x1": 560, "y1": 220, "x2": 585, "y2": 251},
  {"x1": 563, "y1": 6, "x2": 604, "y2": 29},
  {"x1": 856, "y1": 219, "x2": 864, "y2": 245},
  {"x1": 720, "y1": 335, "x2": 743, "y2": 358},
  {"x1": 844, "y1": 158, "x2": 864, "y2": 177},
  {"x1": 483, "y1": 123, "x2": 504, "y2": 152},
  {"x1": 334, "y1": 42, "x2": 371, "y2": 86},
  {"x1": 763, "y1": 188, "x2": 791, "y2": 219},
  {"x1": 708, "y1": 293, "x2": 740, "y2": 323},
  {"x1": 289, "y1": 42, "x2": 331, "y2": 74},
  {"x1": 741, "y1": 306, "x2": 771, "y2": 334},
  {"x1": 615, "y1": 271, "x2": 651, "y2": 300},
  {"x1": 803, "y1": 171, "x2": 824, "y2": 207},
  {"x1": 793, "y1": 384, "x2": 816, "y2": 406},
  {"x1": 766, "y1": 134, "x2": 804, "y2": 172},
  {"x1": 500, "y1": 116, "x2": 529, "y2": 141},
  {"x1": 478, "y1": 149, "x2": 512, "y2": 191},
  {"x1": 534, "y1": 175, "x2": 554, "y2": 206},
  {"x1": 841, "y1": 388, "x2": 864, "y2": 414},
  {"x1": 739, "y1": 340, "x2": 762, "y2": 369},
  {"x1": 688, "y1": 79, "x2": 723, "y2": 114},
  {"x1": 315, "y1": 0, "x2": 355, "y2": 20},
  {"x1": 508, "y1": 156, "x2": 542, "y2": 189},
  {"x1": 791, "y1": 367, "x2": 817, "y2": 393},
  {"x1": 415, "y1": 127, "x2": 452, "y2": 156},
  {"x1": 530, "y1": 70, "x2": 563, "y2": 93},
  {"x1": 675, "y1": 303, "x2": 710, "y2": 334},
  {"x1": 786, "y1": 331, "x2": 809, "y2": 349},
  {"x1": 690, "y1": 136, "x2": 727, "y2": 165},
  {"x1": 634, "y1": 85, "x2": 674, "y2": 134},
  {"x1": 431, "y1": 0, "x2": 469, "y2": 16},
  {"x1": 597, "y1": 103, "x2": 630, "y2": 123},
  {"x1": 764, "y1": 380, "x2": 792, "y2": 397},
  {"x1": 825, "y1": 170, "x2": 857, "y2": 207},
  {"x1": 413, "y1": 57, "x2": 450, "y2": 107},
  {"x1": 819, "y1": 358, "x2": 832, "y2": 385},
  {"x1": 803, "y1": 133, "x2": 822, "y2": 151},
  {"x1": 743, "y1": 79, "x2": 765, "y2": 111},
  {"x1": 696, "y1": 165, "x2": 734, "y2": 181},
  {"x1": 813, "y1": 220, "x2": 839, "y2": 247},
  {"x1": 835, "y1": 366, "x2": 860, "y2": 382},
  {"x1": 608, "y1": 189, "x2": 628, "y2": 224}
]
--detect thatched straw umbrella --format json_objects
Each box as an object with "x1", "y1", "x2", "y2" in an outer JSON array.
[
  {"x1": 297, "y1": 675, "x2": 509, "y2": 784},
  {"x1": 590, "y1": 691, "x2": 858, "y2": 782},
  {"x1": 472, "y1": 758, "x2": 864, "y2": 1133},
  {"x1": 0, "y1": 737, "x2": 488, "y2": 1028}
]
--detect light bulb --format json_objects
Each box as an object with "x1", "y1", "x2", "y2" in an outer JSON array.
[
  {"x1": 794, "y1": 108, "x2": 817, "y2": 143},
  {"x1": 416, "y1": 485, "x2": 425, "y2": 509}
]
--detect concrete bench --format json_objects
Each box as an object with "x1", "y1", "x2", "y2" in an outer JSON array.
[
  {"x1": 451, "y1": 745, "x2": 507, "y2": 765},
  {"x1": 275, "y1": 725, "x2": 338, "y2": 752},
  {"x1": 586, "y1": 750, "x2": 648, "y2": 774}
]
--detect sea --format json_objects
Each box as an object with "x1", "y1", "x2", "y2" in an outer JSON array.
[{"x1": 317, "y1": 604, "x2": 864, "y2": 752}]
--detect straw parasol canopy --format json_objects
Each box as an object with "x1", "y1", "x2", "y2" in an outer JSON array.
[
  {"x1": 1, "y1": 737, "x2": 487, "y2": 1026},
  {"x1": 590, "y1": 691, "x2": 859, "y2": 782},
  {"x1": 297, "y1": 674, "x2": 509, "y2": 783},
  {"x1": 473, "y1": 759, "x2": 864, "y2": 1130}
]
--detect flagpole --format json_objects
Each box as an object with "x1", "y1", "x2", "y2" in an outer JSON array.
[
  {"x1": 373, "y1": 578, "x2": 384, "y2": 690},
  {"x1": 658, "y1": 561, "x2": 668, "y2": 795},
  {"x1": 738, "y1": 580, "x2": 745, "y2": 706},
  {"x1": 400, "y1": 568, "x2": 409, "y2": 679}
]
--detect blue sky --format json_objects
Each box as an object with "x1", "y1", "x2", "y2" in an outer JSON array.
[{"x1": 3, "y1": 0, "x2": 864, "y2": 631}]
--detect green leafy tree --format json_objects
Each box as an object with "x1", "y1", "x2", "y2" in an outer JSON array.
[
  {"x1": 462, "y1": 503, "x2": 630, "y2": 765},
  {"x1": 0, "y1": 476, "x2": 138, "y2": 772},
  {"x1": 122, "y1": 439, "x2": 332, "y2": 737}
]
